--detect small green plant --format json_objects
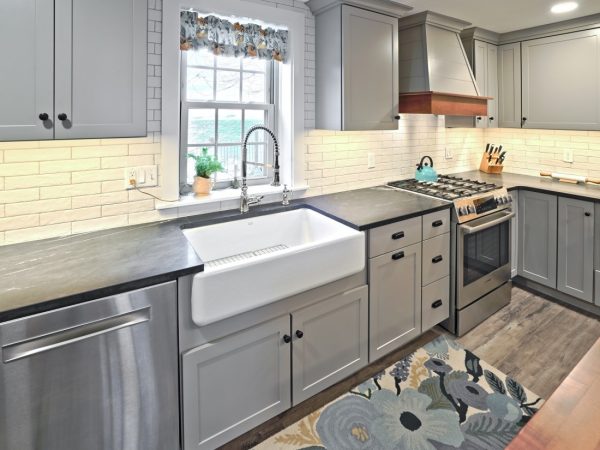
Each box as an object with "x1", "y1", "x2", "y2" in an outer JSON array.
[{"x1": 188, "y1": 147, "x2": 224, "y2": 179}]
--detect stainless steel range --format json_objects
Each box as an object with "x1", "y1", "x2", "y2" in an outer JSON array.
[{"x1": 388, "y1": 176, "x2": 515, "y2": 336}]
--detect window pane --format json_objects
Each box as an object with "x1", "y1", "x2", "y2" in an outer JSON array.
[
  {"x1": 188, "y1": 109, "x2": 215, "y2": 144},
  {"x1": 218, "y1": 109, "x2": 242, "y2": 143},
  {"x1": 244, "y1": 110, "x2": 267, "y2": 142},
  {"x1": 246, "y1": 144, "x2": 267, "y2": 178},
  {"x1": 187, "y1": 49, "x2": 214, "y2": 67},
  {"x1": 186, "y1": 146, "x2": 215, "y2": 184},
  {"x1": 216, "y1": 70, "x2": 240, "y2": 102},
  {"x1": 186, "y1": 68, "x2": 214, "y2": 101},
  {"x1": 242, "y1": 58, "x2": 266, "y2": 72},
  {"x1": 217, "y1": 55, "x2": 241, "y2": 70},
  {"x1": 242, "y1": 72, "x2": 266, "y2": 103},
  {"x1": 215, "y1": 145, "x2": 241, "y2": 181}
]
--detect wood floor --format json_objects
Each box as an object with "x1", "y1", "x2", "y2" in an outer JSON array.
[{"x1": 222, "y1": 286, "x2": 600, "y2": 449}]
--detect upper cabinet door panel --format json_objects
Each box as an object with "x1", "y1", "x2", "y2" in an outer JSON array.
[
  {"x1": 486, "y1": 44, "x2": 498, "y2": 128},
  {"x1": 342, "y1": 6, "x2": 398, "y2": 130},
  {"x1": 0, "y1": 0, "x2": 54, "y2": 141},
  {"x1": 497, "y1": 42, "x2": 522, "y2": 128},
  {"x1": 54, "y1": 0, "x2": 147, "y2": 139},
  {"x1": 522, "y1": 29, "x2": 600, "y2": 130}
]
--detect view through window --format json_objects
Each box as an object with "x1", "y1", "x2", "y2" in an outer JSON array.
[{"x1": 180, "y1": 49, "x2": 275, "y2": 188}]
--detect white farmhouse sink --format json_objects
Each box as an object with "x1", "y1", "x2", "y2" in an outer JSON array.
[{"x1": 183, "y1": 208, "x2": 365, "y2": 326}]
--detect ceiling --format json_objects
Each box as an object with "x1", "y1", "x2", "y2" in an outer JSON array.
[{"x1": 395, "y1": 0, "x2": 600, "y2": 33}]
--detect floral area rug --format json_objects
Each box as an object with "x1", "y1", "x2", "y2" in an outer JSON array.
[{"x1": 254, "y1": 335, "x2": 543, "y2": 450}]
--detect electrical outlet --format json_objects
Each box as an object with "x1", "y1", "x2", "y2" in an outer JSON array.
[
  {"x1": 367, "y1": 152, "x2": 375, "y2": 169},
  {"x1": 124, "y1": 165, "x2": 158, "y2": 189},
  {"x1": 563, "y1": 149, "x2": 574, "y2": 163},
  {"x1": 445, "y1": 147, "x2": 453, "y2": 159}
]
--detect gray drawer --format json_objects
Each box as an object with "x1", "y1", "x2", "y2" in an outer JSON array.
[
  {"x1": 422, "y1": 209, "x2": 450, "y2": 240},
  {"x1": 595, "y1": 270, "x2": 600, "y2": 307},
  {"x1": 369, "y1": 216, "x2": 422, "y2": 258},
  {"x1": 422, "y1": 233, "x2": 450, "y2": 286},
  {"x1": 422, "y1": 276, "x2": 450, "y2": 331}
]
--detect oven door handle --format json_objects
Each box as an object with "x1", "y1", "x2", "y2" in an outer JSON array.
[{"x1": 459, "y1": 211, "x2": 515, "y2": 234}]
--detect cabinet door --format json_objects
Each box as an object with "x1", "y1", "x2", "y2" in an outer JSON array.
[
  {"x1": 498, "y1": 42, "x2": 522, "y2": 128},
  {"x1": 486, "y1": 44, "x2": 499, "y2": 128},
  {"x1": 473, "y1": 40, "x2": 488, "y2": 129},
  {"x1": 557, "y1": 197, "x2": 594, "y2": 302},
  {"x1": 522, "y1": 29, "x2": 600, "y2": 130},
  {"x1": 0, "y1": 0, "x2": 54, "y2": 141},
  {"x1": 292, "y1": 285, "x2": 368, "y2": 404},
  {"x1": 54, "y1": 0, "x2": 147, "y2": 139},
  {"x1": 342, "y1": 6, "x2": 398, "y2": 130},
  {"x1": 181, "y1": 315, "x2": 291, "y2": 450},
  {"x1": 369, "y1": 242, "x2": 422, "y2": 362},
  {"x1": 511, "y1": 190, "x2": 519, "y2": 278},
  {"x1": 518, "y1": 191, "x2": 557, "y2": 288}
]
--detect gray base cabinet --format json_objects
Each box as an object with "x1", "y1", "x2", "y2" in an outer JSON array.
[
  {"x1": 292, "y1": 285, "x2": 368, "y2": 404},
  {"x1": 181, "y1": 315, "x2": 292, "y2": 450},
  {"x1": 557, "y1": 197, "x2": 594, "y2": 302},
  {"x1": 369, "y1": 242, "x2": 422, "y2": 361},
  {"x1": 517, "y1": 190, "x2": 557, "y2": 288}
]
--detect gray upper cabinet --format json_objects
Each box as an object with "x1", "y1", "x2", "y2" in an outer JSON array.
[
  {"x1": 521, "y1": 29, "x2": 600, "y2": 130},
  {"x1": 181, "y1": 315, "x2": 291, "y2": 450},
  {"x1": 497, "y1": 42, "x2": 522, "y2": 128},
  {"x1": 557, "y1": 197, "x2": 594, "y2": 302},
  {"x1": 0, "y1": 0, "x2": 54, "y2": 141},
  {"x1": 369, "y1": 242, "x2": 422, "y2": 361},
  {"x1": 291, "y1": 285, "x2": 368, "y2": 404},
  {"x1": 54, "y1": 0, "x2": 147, "y2": 139},
  {"x1": 517, "y1": 190, "x2": 557, "y2": 288},
  {"x1": 312, "y1": 4, "x2": 399, "y2": 130}
]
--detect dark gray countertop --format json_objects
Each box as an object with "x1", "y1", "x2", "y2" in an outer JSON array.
[
  {"x1": 0, "y1": 186, "x2": 451, "y2": 322},
  {"x1": 453, "y1": 170, "x2": 600, "y2": 200}
]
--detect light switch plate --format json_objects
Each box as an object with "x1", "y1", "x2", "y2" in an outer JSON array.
[
  {"x1": 124, "y1": 165, "x2": 158, "y2": 189},
  {"x1": 563, "y1": 149, "x2": 574, "y2": 163},
  {"x1": 367, "y1": 152, "x2": 375, "y2": 169},
  {"x1": 445, "y1": 147, "x2": 453, "y2": 159}
]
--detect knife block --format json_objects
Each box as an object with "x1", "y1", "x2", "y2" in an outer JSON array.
[{"x1": 479, "y1": 151, "x2": 504, "y2": 174}]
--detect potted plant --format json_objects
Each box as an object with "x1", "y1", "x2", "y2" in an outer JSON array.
[{"x1": 187, "y1": 147, "x2": 224, "y2": 195}]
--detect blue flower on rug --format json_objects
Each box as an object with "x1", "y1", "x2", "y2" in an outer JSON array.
[
  {"x1": 316, "y1": 395, "x2": 383, "y2": 449},
  {"x1": 370, "y1": 389, "x2": 464, "y2": 450}
]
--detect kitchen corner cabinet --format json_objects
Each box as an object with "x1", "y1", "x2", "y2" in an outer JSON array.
[
  {"x1": 517, "y1": 190, "x2": 557, "y2": 288},
  {"x1": 0, "y1": 0, "x2": 147, "y2": 141},
  {"x1": 521, "y1": 29, "x2": 600, "y2": 131},
  {"x1": 497, "y1": 42, "x2": 522, "y2": 128},
  {"x1": 557, "y1": 197, "x2": 594, "y2": 302},
  {"x1": 313, "y1": 4, "x2": 399, "y2": 130}
]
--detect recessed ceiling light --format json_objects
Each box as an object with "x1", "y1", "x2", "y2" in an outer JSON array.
[{"x1": 551, "y1": 2, "x2": 578, "y2": 13}]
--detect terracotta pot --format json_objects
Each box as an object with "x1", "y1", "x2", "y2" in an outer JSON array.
[{"x1": 192, "y1": 176, "x2": 213, "y2": 195}]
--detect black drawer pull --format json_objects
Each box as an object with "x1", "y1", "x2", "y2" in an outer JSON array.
[
  {"x1": 392, "y1": 251, "x2": 405, "y2": 260},
  {"x1": 432, "y1": 299, "x2": 443, "y2": 309},
  {"x1": 432, "y1": 255, "x2": 443, "y2": 264},
  {"x1": 295, "y1": 330, "x2": 304, "y2": 339},
  {"x1": 432, "y1": 220, "x2": 443, "y2": 228},
  {"x1": 391, "y1": 231, "x2": 405, "y2": 240},
  {"x1": 585, "y1": 212, "x2": 591, "y2": 217}
]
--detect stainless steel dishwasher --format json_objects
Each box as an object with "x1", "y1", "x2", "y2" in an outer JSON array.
[{"x1": 0, "y1": 281, "x2": 179, "y2": 450}]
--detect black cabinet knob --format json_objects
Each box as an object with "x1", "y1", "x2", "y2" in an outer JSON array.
[
  {"x1": 432, "y1": 220, "x2": 443, "y2": 228},
  {"x1": 295, "y1": 330, "x2": 304, "y2": 339},
  {"x1": 39, "y1": 113, "x2": 49, "y2": 121},
  {"x1": 391, "y1": 231, "x2": 405, "y2": 240},
  {"x1": 394, "y1": 114, "x2": 401, "y2": 120},
  {"x1": 585, "y1": 212, "x2": 591, "y2": 217},
  {"x1": 392, "y1": 251, "x2": 405, "y2": 261},
  {"x1": 283, "y1": 334, "x2": 291, "y2": 344},
  {"x1": 432, "y1": 299, "x2": 443, "y2": 309},
  {"x1": 58, "y1": 113, "x2": 68, "y2": 121},
  {"x1": 432, "y1": 255, "x2": 443, "y2": 264},
  {"x1": 476, "y1": 116, "x2": 482, "y2": 120},
  {"x1": 489, "y1": 117, "x2": 494, "y2": 121}
]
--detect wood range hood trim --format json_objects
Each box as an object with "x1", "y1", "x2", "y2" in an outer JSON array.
[{"x1": 398, "y1": 91, "x2": 492, "y2": 116}]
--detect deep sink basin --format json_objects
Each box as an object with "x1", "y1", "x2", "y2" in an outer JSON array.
[{"x1": 183, "y1": 208, "x2": 365, "y2": 326}]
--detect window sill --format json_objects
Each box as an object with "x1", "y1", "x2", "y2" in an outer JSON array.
[{"x1": 155, "y1": 184, "x2": 309, "y2": 211}]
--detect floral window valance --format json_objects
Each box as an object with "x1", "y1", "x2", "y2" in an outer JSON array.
[{"x1": 180, "y1": 11, "x2": 289, "y2": 63}]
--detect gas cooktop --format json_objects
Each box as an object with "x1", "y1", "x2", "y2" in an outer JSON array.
[{"x1": 387, "y1": 175, "x2": 498, "y2": 200}]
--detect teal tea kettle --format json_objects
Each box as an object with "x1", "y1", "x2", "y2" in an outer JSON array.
[{"x1": 415, "y1": 156, "x2": 438, "y2": 182}]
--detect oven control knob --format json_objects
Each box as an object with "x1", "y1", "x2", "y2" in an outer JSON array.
[
  {"x1": 467, "y1": 205, "x2": 476, "y2": 214},
  {"x1": 507, "y1": 195, "x2": 513, "y2": 203},
  {"x1": 457, "y1": 206, "x2": 465, "y2": 216},
  {"x1": 497, "y1": 197, "x2": 504, "y2": 205}
]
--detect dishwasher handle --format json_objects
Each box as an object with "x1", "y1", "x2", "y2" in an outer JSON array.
[{"x1": 2, "y1": 307, "x2": 151, "y2": 363}]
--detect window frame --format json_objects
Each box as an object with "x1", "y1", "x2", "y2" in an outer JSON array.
[{"x1": 179, "y1": 50, "x2": 277, "y2": 191}]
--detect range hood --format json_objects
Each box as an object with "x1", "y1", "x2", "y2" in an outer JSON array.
[{"x1": 397, "y1": 11, "x2": 491, "y2": 116}]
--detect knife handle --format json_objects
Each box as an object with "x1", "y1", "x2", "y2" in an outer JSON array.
[
  {"x1": 540, "y1": 171, "x2": 552, "y2": 177},
  {"x1": 587, "y1": 177, "x2": 600, "y2": 185}
]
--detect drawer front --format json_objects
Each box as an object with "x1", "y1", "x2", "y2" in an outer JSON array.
[
  {"x1": 422, "y1": 233, "x2": 450, "y2": 285},
  {"x1": 369, "y1": 216, "x2": 422, "y2": 258},
  {"x1": 422, "y1": 276, "x2": 450, "y2": 331},
  {"x1": 422, "y1": 209, "x2": 450, "y2": 240}
]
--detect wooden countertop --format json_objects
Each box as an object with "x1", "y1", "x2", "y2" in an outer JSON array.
[{"x1": 507, "y1": 337, "x2": 600, "y2": 449}]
